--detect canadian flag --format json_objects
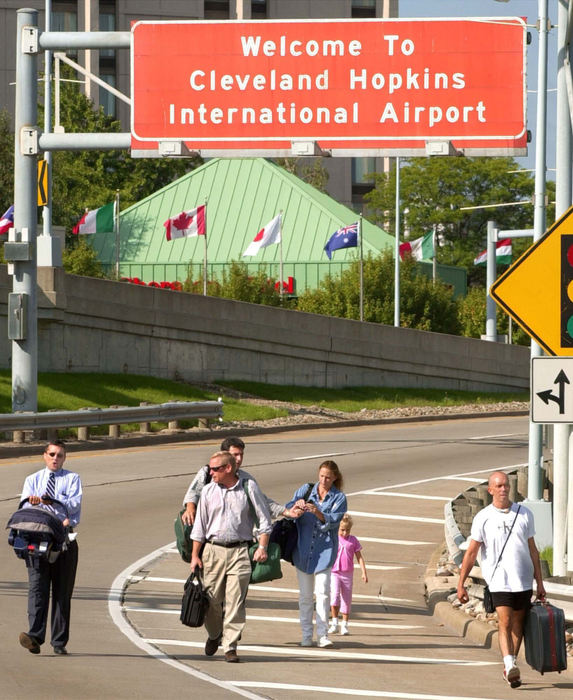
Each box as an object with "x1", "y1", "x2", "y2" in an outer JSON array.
[
  {"x1": 242, "y1": 214, "x2": 282, "y2": 256},
  {"x1": 164, "y1": 205, "x2": 206, "y2": 241}
]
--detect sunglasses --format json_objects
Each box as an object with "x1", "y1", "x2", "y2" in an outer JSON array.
[
  {"x1": 47, "y1": 452, "x2": 65, "y2": 458},
  {"x1": 209, "y1": 465, "x2": 226, "y2": 472}
]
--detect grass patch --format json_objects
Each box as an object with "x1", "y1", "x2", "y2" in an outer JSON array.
[
  {"x1": 539, "y1": 546, "x2": 553, "y2": 576},
  {"x1": 217, "y1": 381, "x2": 529, "y2": 413},
  {"x1": 0, "y1": 371, "x2": 288, "y2": 431}
]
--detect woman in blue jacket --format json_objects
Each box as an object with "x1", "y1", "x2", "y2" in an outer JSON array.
[{"x1": 286, "y1": 460, "x2": 347, "y2": 648}]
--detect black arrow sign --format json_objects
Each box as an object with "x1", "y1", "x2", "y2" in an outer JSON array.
[
  {"x1": 537, "y1": 369, "x2": 570, "y2": 414},
  {"x1": 38, "y1": 159, "x2": 47, "y2": 206}
]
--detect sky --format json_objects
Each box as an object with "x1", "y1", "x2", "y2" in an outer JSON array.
[{"x1": 399, "y1": 0, "x2": 558, "y2": 178}]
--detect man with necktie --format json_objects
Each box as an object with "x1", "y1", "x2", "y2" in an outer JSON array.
[{"x1": 18, "y1": 440, "x2": 83, "y2": 656}]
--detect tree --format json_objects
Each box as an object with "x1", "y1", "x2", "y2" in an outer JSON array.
[
  {"x1": 364, "y1": 157, "x2": 553, "y2": 286},
  {"x1": 62, "y1": 237, "x2": 107, "y2": 278},
  {"x1": 297, "y1": 251, "x2": 460, "y2": 334},
  {"x1": 184, "y1": 260, "x2": 284, "y2": 306},
  {"x1": 274, "y1": 157, "x2": 329, "y2": 192}
]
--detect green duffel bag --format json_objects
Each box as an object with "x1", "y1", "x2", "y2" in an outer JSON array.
[
  {"x1": 174, "y1": 509, "x2": 192, "y2": 563},
  {"x1": 248, "y1": 541, "x2": 283, "y2": 584}
]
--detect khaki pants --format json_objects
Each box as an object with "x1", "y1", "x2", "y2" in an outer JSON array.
[{"x1": 202, "y1": 543, "x2": 252, "y2": 652}]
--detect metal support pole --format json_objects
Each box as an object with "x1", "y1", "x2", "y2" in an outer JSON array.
[
  {"x1": 485, "y1": 220, "x2": 497, "y2": 342},
  {"x1": 394, "y1": 156, "x2": 400, "y2": 327},
  {"x1": 527, "y1": 0, "x2": 550, "y2": 504},
  {"x1": 12, "y1": 8, "x2": 39, "y2": 412},
  {"x1": 556, "y1": 0, "x2": 573, "y2": 575}
]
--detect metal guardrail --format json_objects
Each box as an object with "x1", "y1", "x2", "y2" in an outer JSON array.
[{"x1": 0, "y1": 400, "x2": 223, "y2": 432}]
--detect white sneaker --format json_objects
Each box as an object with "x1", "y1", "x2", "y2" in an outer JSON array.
[
  {"x1": 340, "y1": 622, "x2": 349, "y2": 635},
  {"x1": 300, "y1": 638, "x2": 313, "y2": 647},
  {"x1": 327, "y1": 620, "x2": 338, "y2": 634},
  {"x1": 317, "y1": 636, "x2": 334, "y2": 648}
]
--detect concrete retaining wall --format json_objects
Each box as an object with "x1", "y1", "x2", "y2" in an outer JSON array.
[{"x1": 0, "y1": 267, "x2": 530, "y2": 391}]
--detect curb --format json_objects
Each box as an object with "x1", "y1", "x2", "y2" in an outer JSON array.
[
  {"x1": 425, "y1": 542, "x2": 499, "y2": 650},
  {"x1": 0, "y1": 408, "x2": 529, "y2": 459}
]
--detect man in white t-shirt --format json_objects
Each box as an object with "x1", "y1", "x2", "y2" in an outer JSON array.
[{"x1": 457, "y1": 471, "x2": 546, "y2": 689}]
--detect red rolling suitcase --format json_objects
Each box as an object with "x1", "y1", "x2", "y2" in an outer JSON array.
[{"x1": 524, "y1": 600, "x2": 568, "y2": 674}]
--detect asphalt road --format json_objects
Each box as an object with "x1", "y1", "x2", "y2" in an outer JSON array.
[{"x1": 1, "y1": 417, "x2": 572, "y2": 699}]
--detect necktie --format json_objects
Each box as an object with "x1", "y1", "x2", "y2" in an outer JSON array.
[{"x1": 45, "y1": 472, "x2": 56, "y2": 500}]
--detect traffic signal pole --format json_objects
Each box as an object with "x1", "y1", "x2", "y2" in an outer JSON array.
[{"x1": 554, "y1": 0, "x2": 573, "y2": 577}]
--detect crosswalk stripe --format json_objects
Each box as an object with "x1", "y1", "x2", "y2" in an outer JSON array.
[
  {"x1": 232, "y1": 682, "x2": 505, "y2": 700},
  {"x1": 363, "y1": 492, "x2": 451, "y2": 501},
  {"x1": 124, "y1": 609, "x2": 422, "y2": 629},
  {"x1": 348, "y1": 510, "x2": 444, "y2": 524},
  {"x1": 143, "y1": 639, "x2": 497, "y2": 666}
]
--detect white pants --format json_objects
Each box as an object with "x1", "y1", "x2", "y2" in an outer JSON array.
[{"x1": 296, "y1": 567, "x2": 332, "y2": 640}]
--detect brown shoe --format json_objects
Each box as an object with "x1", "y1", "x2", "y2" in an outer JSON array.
[
  {"x1": 205, "y1": 637, "x2": 221, "y2": 656},
  {"x1": 19, "y1": 632, "x2": 40, "y2": 655},
  {"x1": 225, "y1": 650, "x2": 240, "y2": 663}
]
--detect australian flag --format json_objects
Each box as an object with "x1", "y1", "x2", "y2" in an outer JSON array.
[
  {"x1": 0, "y1": 204, "x2": 14, "y2": 235},
  {"x1": 324, "y1": 222, "x2": 359, "y2": 260}
]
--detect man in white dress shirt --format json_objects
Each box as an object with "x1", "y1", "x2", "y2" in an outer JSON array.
[{"x1": 18, "y1": 440, "x2": 82, "y2": 656}]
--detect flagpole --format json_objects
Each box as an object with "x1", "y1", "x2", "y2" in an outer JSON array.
[
  {"x1": 203, "y1": 199, "x2": 208, "y2": 296},
  {"x1": 114, "y1": 189, "x2": 120, "y2": 279},
  {"x1": 394, "y1": 156, "x2": 401, "y2": 327},
  {"x1": 432, "y1": 223, "x2": 437, "y2": 282},
  {"x1": 359, "y1": 215, "x2": 364, "y2": 322},
  {"x1": 279, "y1": 211, "x2": 284, "y2": 299}
]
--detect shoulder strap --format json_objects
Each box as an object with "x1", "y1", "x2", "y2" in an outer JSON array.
[
  {"x1": 304, "y1": 483, "x2": 314, "y2": 501},
  {"x1": 204, "y1": 464, "x2": 212, "y2": 485},
  {"x1": 242, "y1": 478, "x2": 259, "y2": 528},
  {"x1": 491, "y1": 505, "x2": 521, "y2": 577}
]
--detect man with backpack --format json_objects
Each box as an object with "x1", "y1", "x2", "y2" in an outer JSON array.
[{"x1": 181, "y1": 436, "x2": 293, "y2": 525}]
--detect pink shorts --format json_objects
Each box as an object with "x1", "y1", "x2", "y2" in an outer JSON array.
[{"x1": 330, "y1": 571, "x2": 354, "y2": 615}]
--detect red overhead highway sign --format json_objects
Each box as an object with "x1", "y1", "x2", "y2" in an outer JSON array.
[{"x1": 131, "y1": 17, "x2": 527, "y2": 156}]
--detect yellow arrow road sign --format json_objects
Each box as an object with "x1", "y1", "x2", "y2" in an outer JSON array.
[
  {"x1": 491, "y1": 204, "x2": 573, "y2": 356},
  {"x1": 37, "y1": 159, "x2": 48, "y2": 206}
]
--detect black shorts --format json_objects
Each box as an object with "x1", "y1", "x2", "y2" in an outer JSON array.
[{"x1": 491, "y1": 589, "x2": 533, "y2": 611}]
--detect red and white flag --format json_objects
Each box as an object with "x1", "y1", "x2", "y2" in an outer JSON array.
[
  {"x1": 242, "y1": 214, "x2": 282, "y2": 256},
  {"x1": 164, "y1": 205, "x2": 206, "y2": 241}
]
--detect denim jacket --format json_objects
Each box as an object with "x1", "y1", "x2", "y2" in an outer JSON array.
[{"x1": 286, "y1": 483, "x2": 347, "y2": 574}]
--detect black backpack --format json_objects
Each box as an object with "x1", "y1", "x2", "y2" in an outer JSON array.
[
  {"x1": 269, "y1": 483, "x2": 314, "y2": 564},
  {"x1": 180, "y1": 568, "x2": 210, "y2": 628}
]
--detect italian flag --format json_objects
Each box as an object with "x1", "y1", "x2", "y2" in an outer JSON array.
[
  {"x1": 73, "y1": 203, "x2": 114, "y2": 234},
  {"x1": 473, "y1": 238, "x2": 512, "y2": 266},
  {"x1": 399, "y1": 231, "x2": 434, "y2": 261}
]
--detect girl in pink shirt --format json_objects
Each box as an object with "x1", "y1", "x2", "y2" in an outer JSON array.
[{"x1": 328, "y1": 514, "x2": 368, "y2": 635}]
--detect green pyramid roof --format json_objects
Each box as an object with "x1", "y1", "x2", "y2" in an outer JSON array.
[{"x1": 90, "y1": 158, "x2": 396, "y2": 289}]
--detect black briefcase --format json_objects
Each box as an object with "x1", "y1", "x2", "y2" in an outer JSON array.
[
  {"x1": 524, "y1": 600, "x2": 568, "y2": 674},
  {"x1": 180, "y1": 569, "x2": 209, "y2": 628}
]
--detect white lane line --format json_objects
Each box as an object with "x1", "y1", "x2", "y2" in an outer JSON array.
[
  {"x1": 232, "y1": 682, "x2": 505, "y2": 700},
  {"x1": 358, "y1": 537, "x2": 433, "y2": 546},
  {"x1": 144, "y1": 639, "x2": 496, "y2": 666},
  {"x1": 130, "y1": 578, "x2": 414, "y2": 603},
  {"x1": 292, "y1": 453, "x2": 343, "y2": 460},
  {"x1": 348, "y1": 464, "x2": 526, "y2": 496},
  {"x1": 108, "y1": 544, "x2": 267, "y2": 700},
  {"x1": 468, "y1": 433, "x2": 521, "y2": 440},
  {"x1": 124, "y1": 609, "x2": 422, "y2": 630},
  {"x1": 348, "y1": 510, "x2": 444, "y2": 524},
  {"x1": 364, "y1": 492, "x2": 451, "y2": 501},
  {"x1": 358, "y1": 564, "x2": 404, "y2": 571},
  {"x1": 442, "y1": 477, "x2": 485, "y2": 483}
]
